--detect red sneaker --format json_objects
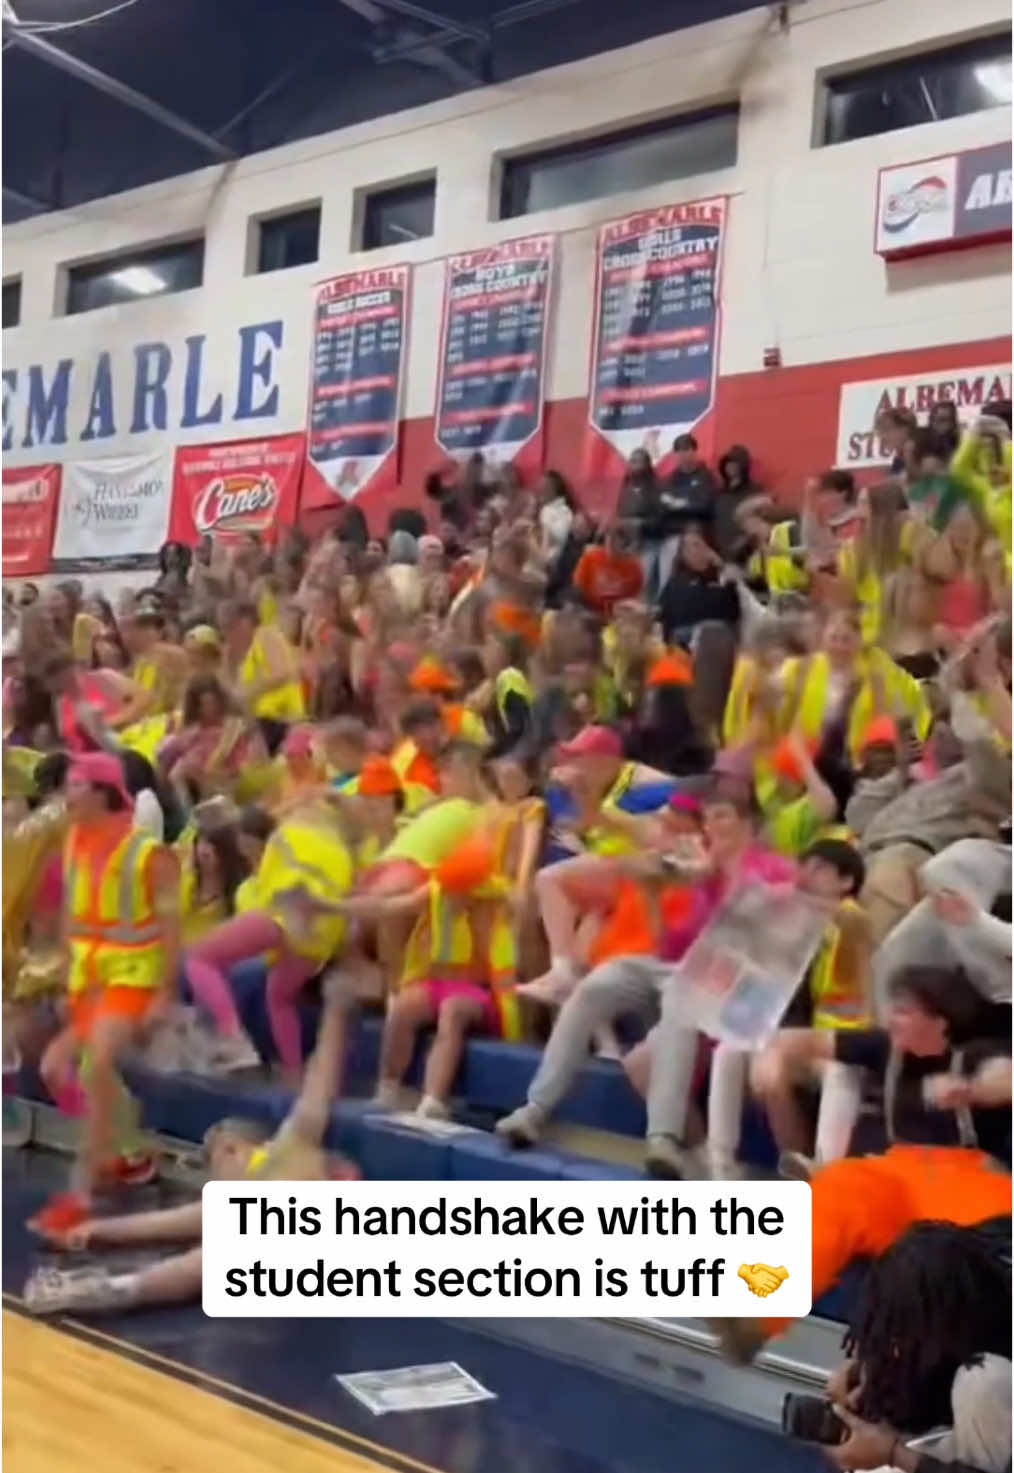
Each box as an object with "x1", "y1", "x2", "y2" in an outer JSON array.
[
  {"x1": 99, "y1": 1153, "x2": 158, "y2": 1188},
  {"x1": 27, "y1": 1192, "x2": 91, "y2": 1240}
]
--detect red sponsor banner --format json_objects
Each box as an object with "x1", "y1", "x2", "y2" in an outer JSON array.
[
  {"x1": 168, "y1": 434, "x2": 305, "y2": 545},
  {"x1": 2, "y1": 463, "x2": 60, "y2": 577}
]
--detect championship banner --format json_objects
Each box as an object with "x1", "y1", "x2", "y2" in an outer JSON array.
[
  {"x1": 52, "y1": 450, "x2": 172, "y2": 571},
  {"x1": 434, "y1": 235, "x2": 555, "y2": 474},
  {"x1": 2, "y1": 463, "x2": 60, "y2": 578},
  {"x1": 302, "y1": 265, "x2": 410, "y2": 508},
  {"x1": 584, "y1": 197, "x2": 727, "y2": 481},
  {"x1": 836, "y1": 363, "x2": 1012, "y2": 470},
  {"x1": 169, "y1": 434, "x2": 305, "y2": 545},
  {"x1": 675, "y1": 882, "x2": 827, "y2": 1048}
]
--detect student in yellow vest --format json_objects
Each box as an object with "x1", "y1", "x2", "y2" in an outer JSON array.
[
  {"x1": 322, "y1": 834, "x2": 523, "y2": 1121},
  {"x1": 836, "y1": 481, "x2": 913, "y2": 647},
  {"x1": 184, "y1": 800, "x2": 354, "y2": 1082},
  {"x1": 722, "y1": 617, "x2": 795, "y2": 748},
  {"x1": 390, "y1": 697, "x2": 447, "y2": 812},
  {"x1": 707, "y1": 839, "x2": 872, "y2": 1179},
  {"x1": 111, "y1": 609, "x2": 188, "y2": 762},
  {"x1": 778, "y1": 608, "x2": 931, "y2": 766},
  {"x1": 23, "y1": 974, "x2": 360, "y2": 1315},
  {"x1": 220, "y1": 598, "x2": 305, "y2": 755},
  {"x1": 30, "y1": 753, "x2": 181, "y2": 1241},
  {"x1": 756, "y1": 731, "x2": 845, "y2": 858}
]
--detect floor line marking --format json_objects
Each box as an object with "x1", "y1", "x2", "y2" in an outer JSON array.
[{"x1": 2, "y1": 1291, "x2": 448, "y2": 1473}]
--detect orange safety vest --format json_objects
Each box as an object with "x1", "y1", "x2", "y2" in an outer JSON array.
[{"x1": 64, "y1": 823, "x2": 165, "y2": 995}]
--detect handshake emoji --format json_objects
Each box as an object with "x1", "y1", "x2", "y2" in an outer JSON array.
[{"x1": 737, "y1": 1263, "x2": 789, "y2": 1298}]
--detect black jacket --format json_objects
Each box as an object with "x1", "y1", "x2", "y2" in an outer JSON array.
[
  {"x1": 659, "y1": 567, "x2": 740, "y2": 643},
  {"x1": 659, "y1": 465, "x2": 718, "y2": 539}
]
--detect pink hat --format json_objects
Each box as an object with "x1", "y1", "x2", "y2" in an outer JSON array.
[
  {"x1": 68, "y1": 752, "x2": 130, "y2": 804},
  {"x1": 668, "y1": 791, "x2": 702, "y2": 815},
  {"x1": 556, "y1": 725, "x2": 623, "y2": 761}
]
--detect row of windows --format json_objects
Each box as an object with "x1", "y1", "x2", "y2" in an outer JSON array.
[{"x1": 5, "y1": 30, "x2": 1008, "y2": 322}]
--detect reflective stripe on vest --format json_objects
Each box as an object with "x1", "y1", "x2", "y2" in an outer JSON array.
[{"x1": 66, "y1": 830, "x2": 163, "y2": 947}]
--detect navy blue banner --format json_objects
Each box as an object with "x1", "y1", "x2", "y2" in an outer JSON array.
[
  {"x1": 305, "y1": 266, "x2": 410, "y2": 506},
  {"x1": 435, "y1": 236, "x2": 554, "y2": 470},
  {"x1": 586, "y1": 199, "x2": 726, "y2": 471}
]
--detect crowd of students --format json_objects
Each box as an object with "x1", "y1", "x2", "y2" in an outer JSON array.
[{"x1": 2, "y1": 409, "x2": 1012, "y2": 1472}]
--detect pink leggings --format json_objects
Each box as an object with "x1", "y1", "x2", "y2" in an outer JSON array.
[{"x1": 186, "y1": 911, "x2": 318, "y2": 1073}]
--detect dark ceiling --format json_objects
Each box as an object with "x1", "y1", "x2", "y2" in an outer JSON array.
[{"x1": 2, "y1": 0, "x2": 765, "y2": 223}]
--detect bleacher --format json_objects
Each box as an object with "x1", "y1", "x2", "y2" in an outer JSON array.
[{"x1": 15, "y1": 957, "x2": 863, "y2": 1325}]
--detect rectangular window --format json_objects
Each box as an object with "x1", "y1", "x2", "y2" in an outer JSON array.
[
  {"x1": 65, "y1": 237, "x2": 204, "y2": 315},
  {"x1": 360, "y1": 178, "x2": 435, "y2": 252},
  {"x1": 2, "y1": 277, "x2": 21, "y2": 329},
  {"x1": 499, "y1": 107, "x2": 739, "y2": 219},
  {"x1": 821, "y1": 32, "x2": 1012, "y2": 146},
  {"x1": 255, "y1": 205, "x2": 321, "y2": 274}
]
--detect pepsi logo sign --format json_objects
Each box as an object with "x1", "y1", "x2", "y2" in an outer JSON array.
[
  {"x1": 881, "y1": 175, "x2": 949, "y2": 233},
  {"x1": 194, "y1": 472, "x2": 277, "y2": 535}
]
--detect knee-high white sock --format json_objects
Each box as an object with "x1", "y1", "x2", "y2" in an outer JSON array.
[
  {"x1": 815, "y1": 1061, "x2": 862, "y2": 1164},
  {"x1": 707, "y1": 1044, "x2": 749, "y2": 1159}
]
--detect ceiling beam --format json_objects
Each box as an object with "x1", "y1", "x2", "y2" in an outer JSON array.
[
  {"x1": 3, "y1": 22, "x2": 235, "y2": 162},
  {"x1": 335, "y1": 0, "x2": 481, "y2": 86},
  {"x1": 373, "y1": 0, "x2": 487, "y2": 44},
  {"x1": 3, "y1": 182, "x2": 54, "y2": 214},
  {"x1": 374, "y1": 0, "x2": 581, "y2": 64}
]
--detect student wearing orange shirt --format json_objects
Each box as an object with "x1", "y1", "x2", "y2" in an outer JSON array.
[{"x1": 572, "y1": 524, "x2": 644, "y2": 618}]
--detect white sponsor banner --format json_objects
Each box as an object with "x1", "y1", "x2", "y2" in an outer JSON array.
[
  {"x1": 836, "y1": 363, "x2": 1012, "y2": 470},
  {"x1": 53, "y1": 450, "x2": 172, "y2": 568}
]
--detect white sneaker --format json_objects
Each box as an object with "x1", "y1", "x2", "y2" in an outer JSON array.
[
  {"x1": 207, "y1": 1031, "x2": 260, "y2": 1074},
  {"x1": 495, "y1": 1102, "x2": 547, "y2": 1148},
  {"x1": 24, "y1": 1266, "x2": 136, "y2": 1317},
  {"x1": 702, "y1": 1149, "x2": 745, "y2": 1181},
  {"x1": 416, "y1": 1095, "x2": 451, "y2": 1121},
  {"x1": 644, "y1": 1134, "x2": 697, "y2": 1180},
  {"x1": 778, "y1": 1150, "x2": 816, "y2": 1182},
  {"x1": 372, "y1": 1080, "x2": 401, "y2": 1110}
]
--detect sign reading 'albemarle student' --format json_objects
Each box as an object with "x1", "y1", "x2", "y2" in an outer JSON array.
[{"x1": 835, "y1": 364, "x2": 1013, "y2": 470}]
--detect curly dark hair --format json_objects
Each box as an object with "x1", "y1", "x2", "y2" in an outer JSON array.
[{"x1": 845, "y1": 1221, "x2": 1011, "y2": 1433}]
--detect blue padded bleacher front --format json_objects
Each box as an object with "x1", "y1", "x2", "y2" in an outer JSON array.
[{"x1": 187, "y1": 959, "x2": 780, "y2": 1163}]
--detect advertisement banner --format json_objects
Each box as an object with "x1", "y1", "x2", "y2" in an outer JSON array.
[
  {"x1": 875, "y1": 142, "x2": 1012, "y2": 258},
  {"x1": 584, "y1": 197, "x2": 726, "y2": 481},
  {"x1": 52, "y1": 450, "x2": 172, "y2": 570},
  {"x1": 835, "y1": 363, "x2": 1012, "y2": 469},
  {"x1": 2, "y1": 463, "x2": 60, "y2": 578},
  {"x1": 434, "y1": 235, "x2": 555, "y2": 474},
  {"x1": 169, "y1": 434, "x2": 305, "y2": 545},
  {"x1": 303, "y1": 266, "x2": 410, "y2": 509}
]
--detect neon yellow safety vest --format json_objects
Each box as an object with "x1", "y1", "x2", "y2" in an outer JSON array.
[
  {"x1": 65, "y1": 825, "x2": 165, "y2": 994},
  {"x1": 780, "y1": 650, "x2": 930, "y2": 764},
  {"x1": 239, "y1": 627, "x2": 306, "y2": 722},
  {"x1": 810, "y1": 904, "x2": 871, "y2": 1031},
  {"x1": 255, "y1": 813, "x2": 353, "y2": 964},
  {"x1": 494, "y1": 667, "x2": 533, "y2": 725}
]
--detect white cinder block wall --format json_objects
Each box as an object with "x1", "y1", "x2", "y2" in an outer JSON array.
[{"x1": 2, "y1": 0, "x2": 1010, "y2": 471}]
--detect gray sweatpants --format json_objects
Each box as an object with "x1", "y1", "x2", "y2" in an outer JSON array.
[{"x1": 526, "y1": 955, "x2": 699, "y2": 1141}]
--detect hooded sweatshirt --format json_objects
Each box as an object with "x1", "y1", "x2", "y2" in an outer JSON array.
[{"x1": 714, "y1": 445, "x2": 762, "y2": 560}]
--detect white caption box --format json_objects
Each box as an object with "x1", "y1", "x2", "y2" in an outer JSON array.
[{"x1": 202, "y1": 1180, "x2": 812, "y2": 1320}]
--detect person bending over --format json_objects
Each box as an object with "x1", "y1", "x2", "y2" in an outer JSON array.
[
  {"x1": 24, "y1": 977, "x2": 358, "y2": 1317},
  {"x1": 714, "y1": 963, "x2": 1011, "y2": 1366}
]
